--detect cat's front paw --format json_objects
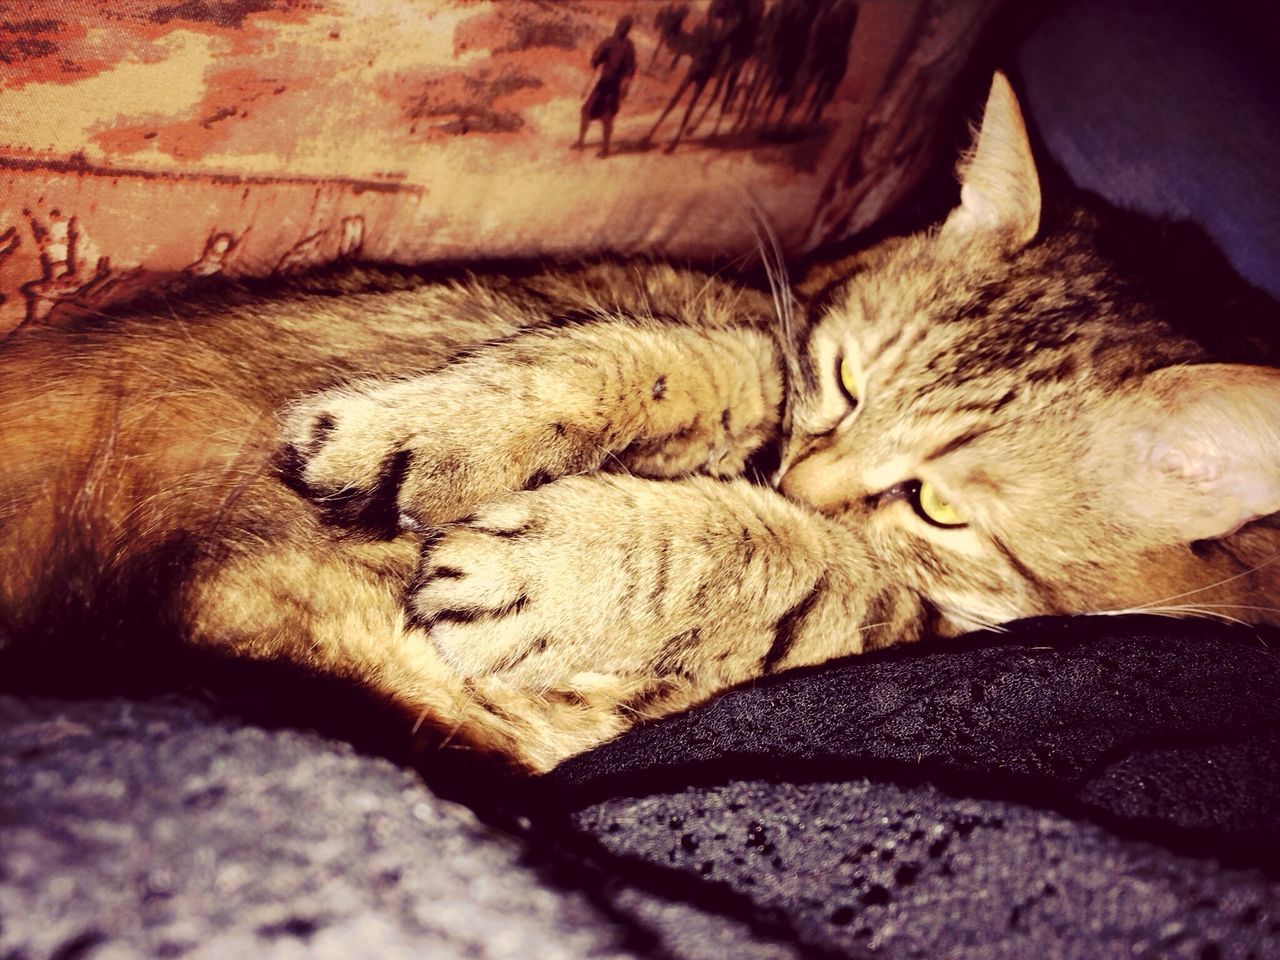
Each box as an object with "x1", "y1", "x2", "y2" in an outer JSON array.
[
  {"x1": 405, "y1": 477, "x2": 725, "y2": 691},
  {"x1": 402, "y1": 474, "x2": 824, "y2": 696},
  {"x1": 405, "y1": 489, "x2": 611, "y2": 686},
  {"x1": 278, "y1": 375, "x2": 595, "y2": 534},
  {"x1": 278, "y1": 388, "x2": 409, "y2": 533}
]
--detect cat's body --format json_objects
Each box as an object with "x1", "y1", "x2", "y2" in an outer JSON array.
[
  {"x1": 2, "y1": 77, "x2": 1278, "y2": 771},
  {"x1": 0, "y1": 260, "x2": 820, "y2": 769}
]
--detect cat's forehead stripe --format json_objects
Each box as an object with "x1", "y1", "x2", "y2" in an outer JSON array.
[
  {"x1": 872, "y1": 320, "x2": 933, "y2": 386},
  {"x1": 864, "y1": 325, "x2": 903, "y2": 367},
  {"x1": 917, "y1": 391, "x2": 1019, "y2": 417},
  {"x1": 921, "y1": 426, "x2": 995, "y2": 464}
]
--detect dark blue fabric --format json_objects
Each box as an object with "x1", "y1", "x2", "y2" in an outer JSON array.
[{"x1": 1016, "y1": 0, "x2": 1280, "y2": 298}]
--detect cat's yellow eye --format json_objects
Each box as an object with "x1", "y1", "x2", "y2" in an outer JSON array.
[
  {"x1": 915, "y1": 481, "x2": 967, "y2": 528},
  {"x1": 837, "y1": 355, "x2": 860, "y2": 407}
]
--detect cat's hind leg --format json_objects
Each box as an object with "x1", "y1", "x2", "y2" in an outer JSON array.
[{"x1": 182, "y1": 516, "x2": 642, "y2": 772}]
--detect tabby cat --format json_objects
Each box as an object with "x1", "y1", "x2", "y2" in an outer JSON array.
[{"x1": 1, "y1": 76, "x2": 1277, "y2": 771}]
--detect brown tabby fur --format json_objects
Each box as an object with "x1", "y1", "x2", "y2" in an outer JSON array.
[{"x1": 1, "y1": 76, "x2": 1277, "y2": 771}]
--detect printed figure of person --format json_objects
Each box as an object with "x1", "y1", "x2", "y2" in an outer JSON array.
[
  {"x1": 576, "y1": 15, "x2": 637, "y2": 158},
  {"x1": 0, "y1": 226, "x2": 18, "y2": 310},
  {"x1": 186, "y1": 229, "x2": 247, "y2": 278},
  {"x1": 18, "y1": 208, "x2": 117, "y2": 326}
]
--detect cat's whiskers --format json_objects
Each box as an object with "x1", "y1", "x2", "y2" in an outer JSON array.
[
  {"x1": 1076, "y1": 551, "x2": 1280, "y2": 629},
  {"x1": 1088, "y1": 601, "x2": 1280, "y2": 631},
  {"x1": 687, "y1": 247, "x2": 756, "y2": 311},
  {"x1": 740, "y1": 198, "x2": 801, "y2": 428},
  {"x1": 933, "y1": 600, "x2": 1008, "y2": 635},
  {"x1": 1134, "y1": 605, "x2": 1253, "y2": 628},
  {"x1": 593, "y1": 441, "x2": 636, "y2": 478},
  {"x1": 432, "y1": 715, "x2": 467, "y2": 754},
  {"x1": 1074, "y1": 550, "x2": 1280, "y2": 630},
  {"x1": 431, "y1": 679, "x2": 486, "y2": 753},
  {"x1": 410, "y1": 705, "x2": 431, "y2": 736},
  {"x1": 1127, "y1": 551, "x2": 1280, "y2": 612},
  {"x1": 842, "y1": 618, "x2": 895, "y2": 650},
  {"x1": 312, "y1": 483, "x2": 367, "y2": 503}
]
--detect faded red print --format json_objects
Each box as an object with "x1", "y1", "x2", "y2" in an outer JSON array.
[{"x1": 0, "y1": 0, "x2": 1003, "y2": 334}]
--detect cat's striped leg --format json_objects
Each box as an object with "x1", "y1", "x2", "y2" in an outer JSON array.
[
  {"x1": 405, "y1": 473, "x2": 927, "y2": 698},
  {"x1": 278, "y1": 321, "x2": 783, "y2": 533}
]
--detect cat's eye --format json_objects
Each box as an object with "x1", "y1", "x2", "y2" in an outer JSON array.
[
  {"x1": 914, "y1": 481, "x2": 967, "y2": 528},
  {"x1": 837, "y1": 354, "x2": 860, "y2": 407}
]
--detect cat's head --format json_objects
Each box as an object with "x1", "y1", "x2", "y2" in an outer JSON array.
[{"x1": 780, "y1": 73, "x2": 1280, "y2": 633}]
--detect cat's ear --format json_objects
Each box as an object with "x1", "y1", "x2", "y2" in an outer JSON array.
[
  {"x1": 942, "y1": 72, "x2": 1041, "y2": 249},
  {"x1": 1105, "y1": 364, "x2": 1280, "y2": 542}
]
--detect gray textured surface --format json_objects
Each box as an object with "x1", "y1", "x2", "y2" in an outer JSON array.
[
  {"x1": 0, "y1": 695, "x2": 807, "y2": 960},
  {"x1": 6, "y1": 623, "x2": 1280, "y2": 960},
  {"x1": 0, "y1": 696, "x2": 647, "y2": 960}
]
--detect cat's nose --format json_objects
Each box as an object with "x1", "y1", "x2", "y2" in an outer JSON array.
[
  {"x1": 777, "y1": 450, "x2": 862, "y2": 516},
  {"x1": 771, "y1": 432, "x2": 827, "y2": 490}
]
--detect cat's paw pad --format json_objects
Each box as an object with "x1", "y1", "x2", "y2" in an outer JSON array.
[
  {"x1": 407, "y1": 500, "x2": 564, "y2": 682},
  {"x1": 278, "y1": 388, "x2": 421, "y2": 533}
]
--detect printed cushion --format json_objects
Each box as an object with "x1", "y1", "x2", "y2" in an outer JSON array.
[{"x1": 0, "y1": 0, "x2": 1005, "y2": 335}]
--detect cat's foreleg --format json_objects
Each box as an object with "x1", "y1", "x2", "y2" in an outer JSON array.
[
  {"x1": 279, "y1": 322, "x2": 783, "y2": 532},
  {"x1": 405, "y1": 472, "x2": 925, "y2": 698},
  {"x1": 186, "y1": 471, "x2": 921, "y2": 772}
]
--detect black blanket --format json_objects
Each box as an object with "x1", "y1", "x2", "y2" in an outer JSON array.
[{"x1": 544, "y1": 616, "x2": 1280, "y2": 958}]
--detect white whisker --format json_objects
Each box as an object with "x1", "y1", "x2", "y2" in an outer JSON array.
[
  {"x1": 934, "y1": 601, "x2": 1008, "y2": 635},
  {"x1": 1130, "y1": 551, "x2": 1280, "y2": 611},
  {"x1": 1089, "y1": 602, "x2": 1273, "y2": 630},
  {"x1": 594, "y1": 441, "x2": 635, "y2": 478},
  {"x1": 738, "y1": 195, "x2": 803, "y2": 437}
]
